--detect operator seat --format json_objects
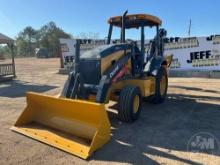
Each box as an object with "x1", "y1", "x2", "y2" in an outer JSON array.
[{"x1": 131, "y1": 43, "x2": 142, "y2": 75}]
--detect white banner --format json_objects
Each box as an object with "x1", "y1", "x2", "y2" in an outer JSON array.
[
  {"x1": 60, "y1": 36, "x2": 220, "y2": 71},
  {"x1": 165, "y1": 36, "x2": 220, "y2": 70}
]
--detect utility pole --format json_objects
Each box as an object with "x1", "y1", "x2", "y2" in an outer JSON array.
[{"x1": 188, "y1": 19, "x2": 192, "y2": 37}]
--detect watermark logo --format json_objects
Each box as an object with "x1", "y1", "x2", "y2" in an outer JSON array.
[{"x1": 187, "y1": 132, "x2": 220, "y2": 155}]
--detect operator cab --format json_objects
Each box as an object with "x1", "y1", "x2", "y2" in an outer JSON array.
[{"x1": 107, "y1": 12, "x2": 166, "y2": 74}]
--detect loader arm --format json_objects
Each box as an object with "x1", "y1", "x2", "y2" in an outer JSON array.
[
  {"x1": 62, "y1": 39, "x2": 134, "y2": 104},
  {"x1": 96, "y1": 52, "x2": 131, "y2": 103}
]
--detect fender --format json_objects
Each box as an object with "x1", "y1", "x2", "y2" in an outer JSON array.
[{"x1": 144, "y1": 56, "x2": 164, "y2": 76}]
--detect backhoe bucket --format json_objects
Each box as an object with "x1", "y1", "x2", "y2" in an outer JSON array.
[{"x1": 11, "y1": 92, "x2": 111, "y2": 159}]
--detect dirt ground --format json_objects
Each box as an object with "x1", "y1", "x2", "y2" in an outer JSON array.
[{"x1": 0, "y1": 58, "x2": 220, "y2": 165}]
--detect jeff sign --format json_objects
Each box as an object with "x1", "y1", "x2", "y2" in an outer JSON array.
[{"x1": 165, "y1": 36, "x2": 220, "y2": 70}]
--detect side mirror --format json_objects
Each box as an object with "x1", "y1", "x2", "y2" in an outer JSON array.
[{"x1": 159, "y1": 29, "x2": 167, "y2": 38}]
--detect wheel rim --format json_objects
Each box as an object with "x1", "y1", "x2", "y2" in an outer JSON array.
[
  {"x1": 133, "y1": 95, "x2": 140, "y2": 113},
  {"x1": 160, "y1": 75, "x2": 167, "y2": 95}
]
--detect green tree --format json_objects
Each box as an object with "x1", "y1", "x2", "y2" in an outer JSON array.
[
  {"x1": 16, "y1": 37, "x2": 30, "y2": 57},
  {"x1": 0, "y1": 45, "x2": 11, "y2": 59},
  {"x1": 16, "y1": 26, "x2": 37, "y2": 56},
  {"x1": 15, "y1": 22, "x2": 71, "y2": 57},
  {"x1": 39, "y1": 22, "x2": 71, "y2": 57}
]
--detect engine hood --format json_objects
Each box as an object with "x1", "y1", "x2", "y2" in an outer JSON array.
[{"x1": 80, "y1": 44, "x2": 131, "y2": 59}]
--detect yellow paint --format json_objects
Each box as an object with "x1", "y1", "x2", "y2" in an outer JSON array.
[
  {"x1": 160, "y1": 75, "x2": 167, "y2": 95},
  {"x1": 11, "y1": 92, "x2": 110, "y2": 159},
  {"x1": 125, "y1": 59, "x2": 132, "y2": 71},
  {"x1": 108, "y1": 14, "x2": 162, "y2": 26},
  {"x1": 133, "y1": 95, "x2": 140, "y2": 113},
  {"x1": 164, "y1": 55, "x2": 173, "y2": 67},
  {"x1": 106, "y1": 77, "x2": 156, "y2": 103},
  {"x1": 101, "y1": 50, "x2": 125, "y2": 73}
]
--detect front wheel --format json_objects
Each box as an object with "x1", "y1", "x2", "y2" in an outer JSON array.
[{"x1": 118, "y1": 85, "x2": 142, "y2": 123}]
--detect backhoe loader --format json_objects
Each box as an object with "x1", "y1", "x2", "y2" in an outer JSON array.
[{"x1": 11, "y1": 11, "x2": 172, "y2": 159}]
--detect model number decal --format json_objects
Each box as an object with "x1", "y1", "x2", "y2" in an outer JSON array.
[{"x1": 110, "y1": 65, "x2": 119, "y2": 78}]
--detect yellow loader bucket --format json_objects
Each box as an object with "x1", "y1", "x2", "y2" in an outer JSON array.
[{"x1": 11, "y1": 92, "x2": 111, "y2": 159}]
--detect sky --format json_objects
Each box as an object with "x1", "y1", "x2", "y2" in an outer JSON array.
[{"x1": 0, "y1": 0, "x2": 220, "y2": 39}]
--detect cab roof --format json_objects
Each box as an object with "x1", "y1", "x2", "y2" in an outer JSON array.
[{"x1": 108, "y1": 14, "x2": 162, "y2": 28}]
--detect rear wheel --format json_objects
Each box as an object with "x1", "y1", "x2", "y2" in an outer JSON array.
[
  {"x1": 118, "y1": 85, "x2": 142, "y2": 122},
  {"x1": 149, "y1": 67, "x2": 168, "y2": 104}
]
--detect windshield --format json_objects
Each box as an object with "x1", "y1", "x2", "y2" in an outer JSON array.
[{"x1": 80, "y1": 45, "x2": 111, "y2": 59}]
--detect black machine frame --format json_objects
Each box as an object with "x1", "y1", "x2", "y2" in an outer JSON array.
[{"x1": 62, "y1": 11, "x2": 167, "y2": 104}]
